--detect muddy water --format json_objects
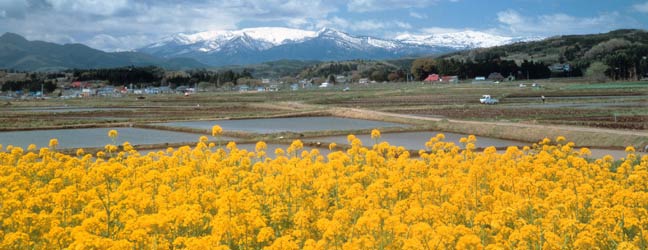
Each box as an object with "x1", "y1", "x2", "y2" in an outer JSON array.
[
  {"x1": 305, "y1": 131, "x2": 529, "y2": 150},
  {"x1": 585, "y1": 148, "x2": 643, "y2": 159},
  {"x1": 155, "y1": 117, "x2": 408, "y2": 133},
  {"x1": 308, "y1": 132, "x2": 639, "y2": 160},
  {"x1": 0, "y1": 127, "x2": 233, "y2": 149}
]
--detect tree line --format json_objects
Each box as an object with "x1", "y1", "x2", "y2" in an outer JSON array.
[
  {"x1": 71, "y1": 67, "x2": 254, "y2": 87},
  {"x1": 410, "y1": 57, "x2": 554, "y2": 81},
  {"x1": 1, "y1": 79, "x2": 57, "y2": 93}
]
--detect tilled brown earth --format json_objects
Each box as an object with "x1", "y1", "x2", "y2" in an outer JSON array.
[
  {"x1": 384, "y1": 106, "x2": 646, "y2": 130},
  {"x1": 540, "y1": 115, "x2": 648, "y2": 130},
  {"x1": 0, "y1": 106, "x2": 284, "y2": 129},
  {"x1": 387, "y1": 107, "x2": 591, "y2": 119}
]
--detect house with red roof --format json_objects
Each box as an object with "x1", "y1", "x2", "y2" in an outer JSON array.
[{"x1": 424, "y1": 74, "x2": 439, "y2": 82}]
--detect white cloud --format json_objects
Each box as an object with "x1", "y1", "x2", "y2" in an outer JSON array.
[
  {"x1": 354, "y1": 20, "x2": 386, "y2": 30},
  {"x1": 0, "y1": 0, "x2": 28, "y2": 18},
  {"x1": 313, "y1": 16, "x2": 341, "y2": 30},
  {"x1": 315, "y1": 16, "x2": 412, "y2": 34},
  {"x1": 347, "y1": 0, "x2": 437, "y2": 12},
  {"x1": 45, "y1": 0, "x2": 129, "y2": 16},
  {"x1": 3, "y1": 0, "x2": 641, "y2": 52},
  {"x1": 409, "y1": 11, "x2": 427, "y2": 19},
  {"x1": 394, "y1": 21, "x2": 412, "y2": 29},
  {"x1": 0, "y1": 0, "x2": 343, "y2": 51},
  {"x1": 496, "y1": 9, "x2": 636, "y2": 36},
  {"x1": 86, "y1": 34, "x2": 153, "y2": 52},
  {"x1": 421, "y1": 27, "x2": 463, "y2": 33},
  {"x1": 221, "y1": 0, "x2": 336, "y2": 20},
  {"x1": 633, "y1": 1, "x2": 648, "y2": 13}
]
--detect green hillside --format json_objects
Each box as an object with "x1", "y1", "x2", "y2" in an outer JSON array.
[{"x1": 440, "y1": 29, "x2": 648, "y2": 80}]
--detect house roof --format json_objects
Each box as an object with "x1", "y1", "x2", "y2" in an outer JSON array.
[{"x1": 424, "y1": 74, "x2": 440, "y2": 81}]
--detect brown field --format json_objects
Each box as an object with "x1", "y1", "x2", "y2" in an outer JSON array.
[{"x1": 1, "y1": 79, "x2": 647, "y2": 148}]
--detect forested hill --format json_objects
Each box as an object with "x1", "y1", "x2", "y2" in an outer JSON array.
[
  {"x1": 0, "y1": 33, "x2": 206, "y2": 71},
  {"x1": 437, "y1": 29, "x2": 648, "y2": 80}
]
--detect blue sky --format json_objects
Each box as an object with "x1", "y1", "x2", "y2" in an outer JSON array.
[{"x1": 0, "y1": 0, "x2": 646, "y2": 51}]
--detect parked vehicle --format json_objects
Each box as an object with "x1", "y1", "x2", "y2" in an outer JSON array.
[{"x1": 480, "y1": 95, "x2": 499, "y2": 104}]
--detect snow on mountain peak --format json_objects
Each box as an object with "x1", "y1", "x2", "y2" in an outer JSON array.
[
  {"x1": 238, "y1": 27, "x2": 317, "y2": 45},
  {"x1": 168, "y1": 27, "x2": 317, "y2": 47},
  {"x1": 139, "y1": 27, "x2": 542, "y2": 65},
  {"x1": 396, "y1": 30, "x2": 542, "y2": 49}
]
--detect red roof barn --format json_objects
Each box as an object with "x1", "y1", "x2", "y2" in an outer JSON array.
[{"x1": 424, "y1": 74, "x2": 440, "y2": 82}]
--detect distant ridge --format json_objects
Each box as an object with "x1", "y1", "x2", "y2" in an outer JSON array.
[
  {"x1": 0, "y1": 33, "x2": 207, "y2": 71},
  {"x1": 440, "y1": 29, "x2": 648, "y2": 65}
]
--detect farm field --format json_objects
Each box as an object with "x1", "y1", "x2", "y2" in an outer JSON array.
[
  {"x1": 0, "y1": 79, "x2": 647, "y2": 249},
  {"x1": 1, "y1": 80, "x2": 647, "y2": 131}
]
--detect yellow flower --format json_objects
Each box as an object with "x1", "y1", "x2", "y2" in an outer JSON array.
[
  {"x1": 2, "y1": 133, "x2": 646, "y2": 250},
  {"x1": 122, "y1": 141, "x2": 134, "y2": 152},
  {"x1": 625, "y1": 146, "x2": 635, "y2": 153},
  {"x1": 105, "y1": 144, "x2": 118, "y2": 152},
  {"x1": 257, "y1": 227, "x2": 275, "y2": 243},
  {"x1": 371, "y1": 129, "x2": 381, "y2": 140},
  {"x1": 211, "y1": 125, "x2": 223, "y2": 137},
  {"x1": 199, "y1": 136, "x2": 208, "y2": 143},
  {"x1": 255, "y1": 141, "x2": 267, "y2": 152},
  {"x1": 48, "y1": 138, "x2": 58, "y2": 148},
  {"x1": 329, "y1": 142, "x2": 337, "y2": 151},
  {"x1": 108, "y1": 129, "x2": 118, "y2": 138}
]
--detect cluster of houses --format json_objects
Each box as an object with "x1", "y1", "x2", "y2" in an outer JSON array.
[
  {"x1": 1, "y1": 68, "x2": 548, "y2": 100},
  {"x1": 423, "y1": 74, "x2": 459, "y2": 83},
  {"x1": 61, "y1": 81, "x2": 191, "y2": 98},
  {"x1": 423, "y1": 72, "x2": 516, "y2": 84}
]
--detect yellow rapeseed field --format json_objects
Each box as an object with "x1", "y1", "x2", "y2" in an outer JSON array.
[{"x1": 0, "y1": 130, "x2": 646, "y2": 250}]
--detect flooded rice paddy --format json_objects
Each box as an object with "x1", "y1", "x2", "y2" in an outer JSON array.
[
  {"x1": 155, "y1": 117, "x2": 408, "y2": 133},
  {"x1": 0, "y1": 116, "x2": 635, "y2": 160},
  {"x1": 305, "y1": 131, "x2": 529, "y2": 150},
  {"x1": 0, "y1": 127, "x2": 227, "y2": 149}
]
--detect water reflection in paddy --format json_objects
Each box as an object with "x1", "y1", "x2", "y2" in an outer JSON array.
[
  {"x1": 305, "y1": 131, "x2": 529, "y2": 150},
  {"x1": 155, "y1": 117, "x2": 408, "y2": 133},
  {"x1": 0, "y1": 127, "x2": 232, "y2": 149}
]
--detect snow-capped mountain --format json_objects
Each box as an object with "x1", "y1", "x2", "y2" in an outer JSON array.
[
  {"x1": 395, "y1": 30, "x2": 543, "y2": 49},
  {"x1": 138, "y1": 27, "x2": 542, "y2": 66},
  {"x1": 144, "y1": 27, "x2": 318, "y2": 54}
]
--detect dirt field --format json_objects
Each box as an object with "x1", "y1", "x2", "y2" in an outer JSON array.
[{"x1": 1, "y1": 80, "x2": 646, "y2": 148}]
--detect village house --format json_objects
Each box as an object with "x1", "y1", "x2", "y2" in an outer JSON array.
[
  {"x1": 335, "y1": 75, "x2": 348, "y2": 84},
  {"x1": 237, "y1": 84, "x2": 250, "y2": 92},
  {"x1": 424, "y1": 74, "x2": 440, "y2": 82},
  {"x1": 441, "y1": 75, "x2": 459, "y2": 83}
]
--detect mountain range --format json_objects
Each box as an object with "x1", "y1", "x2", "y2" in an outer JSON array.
[
  {"x1": 0, "y1": 28, "x2": 542, "y2": 71},
  {"x1": 0, "y1": 33, "x2": 206, "y2": 71},
  {"x1": 138, "y1": 27, "x2": 541, "y2": 66}
]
